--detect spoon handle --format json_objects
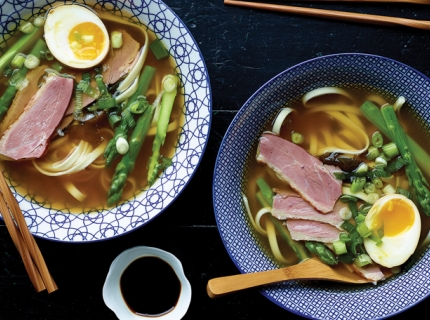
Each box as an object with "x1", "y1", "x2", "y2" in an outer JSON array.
[
  {"x1": 224, "y1": 0, "x2": 430, "y2": 30},
  {"x1": 207, "y1": 267, "x2": 293, "y2": 298}
]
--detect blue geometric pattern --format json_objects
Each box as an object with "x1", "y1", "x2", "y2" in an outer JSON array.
[
  {"x1": 213, "y1": 53, "x2": 430, "y2": 319},
  {"x1": 0, "y1": 0, "x2": 211, "y2": 242}
]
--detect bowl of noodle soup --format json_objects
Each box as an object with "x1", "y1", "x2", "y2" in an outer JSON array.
[
  {"x1": 213, "y1": 53, "x2": 430, "y2": 319},
  {"x1": 0, "y1": 0, "x2": 211, "y2": 242}
]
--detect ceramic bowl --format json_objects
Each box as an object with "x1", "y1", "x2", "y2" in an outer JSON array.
[
  {"x1": 213, "y1": 53, "x2": 430, "y2": 319},
  {"x1": 103, "y1": 246, "x2": 191, "y2": 320},
  {"x1": 0, "y1": 0, "x2": 211, "y2": 242}
]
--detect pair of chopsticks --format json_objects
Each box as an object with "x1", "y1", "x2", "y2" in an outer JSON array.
[
  {"x1": 224, "y1": 0, "x2": 430, "y2": 30},
  {"x1": 0, "y1": 170, "x2": 57, "y2": 293}
]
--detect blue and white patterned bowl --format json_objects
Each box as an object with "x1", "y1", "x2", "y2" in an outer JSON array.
[
  {"x1": 213, "y1": 53, "x2": 429, "y2": 319},
  {"x1": 0, "y1": 0, "x2": 211, "y2": 242}
]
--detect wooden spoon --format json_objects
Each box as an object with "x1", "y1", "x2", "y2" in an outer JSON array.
[
  {"x1": 207, "y1": 257, "x2": 385, "y2": 298},
  {"x1": 224, "y1": 0, "x2": 430, "y2": 30}
]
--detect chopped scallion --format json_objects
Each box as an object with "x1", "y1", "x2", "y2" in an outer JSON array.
[
  {"x1": 19, "y1": 21, "x2": 35, "y2": 34},
  {"x1": 372, "y1": 131, "x2": 383, "y2": 148},
  {"x1": 382, "y1": 141, "x2": 399, "y2": 159},
  {"x1": 366, "y1": 146, "x2": 380, "y2": 160},
  {"x1": 333, "y1": 240, "x2": 347, "y2": 255},
  {"x1": 291, "y1": 132, "x2": 304, "y2": 144},
  {"x1": 111, "y1": 31, "x2": 123, "y2": 49},
  {"x1": 354, "y1": 253, "x2": 372, "y2": 267},
  {"x1": 149, "y1": 38, "x2": 169, "y2": 60}
]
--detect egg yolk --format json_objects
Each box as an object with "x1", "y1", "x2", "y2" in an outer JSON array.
[
  {"x1": 371, "y1": 198, "x2": 415, "y2": 237},
  {"x1": 68, "y1": 22, "x2": 106, "y2": 60}
]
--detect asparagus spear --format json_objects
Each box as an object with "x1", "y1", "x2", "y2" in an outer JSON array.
[
  {"x1": 0, "y1": 38, "x2": 47, "y2": 122},
  {"x1": 360, "y1": 100, "x2": 430, "y2": 178},
  {"x1": 147, "y1": 74, "x2": 179, "y2": 186},
  {"x1": 104, "y1": 65, "x2": 156, "y2": 166},
  {"x1": 107, "y1": 98, "x2": 154, "y2": 206},
  {"x1": 380, "y1": 104, "x2": 430, "y2": 216}
]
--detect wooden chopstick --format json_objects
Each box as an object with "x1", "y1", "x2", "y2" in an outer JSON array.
[
  {"x1": 0, "y1": 171, "x2": 57, "y2": 293},
  {"x1": 262, "y1": 0, "x2": 430, "y2": 4},
  {"x1": 224, "y1": 0, "x2": 430, "y2": 30}
]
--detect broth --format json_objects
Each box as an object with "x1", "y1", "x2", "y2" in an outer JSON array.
[
  {"x1": 0, "y1": 6, "x2": 184, "y2": 212},
  {"x1": 245, "y1": 89, "x2": 430, "y2": 267}
]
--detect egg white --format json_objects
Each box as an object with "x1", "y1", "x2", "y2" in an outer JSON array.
[
  {"x1": 44, "y1": 4, "x2": 109, "y2": 69},
  {"x1": 363, "y1": 194, "x2": 421, "y2": 268}
]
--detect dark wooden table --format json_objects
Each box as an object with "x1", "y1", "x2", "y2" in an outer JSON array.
[{"x1": 1, "y1": 1, "x2": 430, "y2": 319}]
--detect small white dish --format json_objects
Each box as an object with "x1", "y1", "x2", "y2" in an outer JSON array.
[{"x1": 103, "y1": 246, "x2": 192, "y2": 320}]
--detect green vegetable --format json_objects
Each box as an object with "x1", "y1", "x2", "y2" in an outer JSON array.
[
  {"x1": 333, "y1": 240, "x2": 347, "y2": 255},
  {"x1": 366, "y1": 146, "x2": 380, "y2": 160},
  {"x1": 111, "y1": 31, "x2": 123, "y2": 48},
  {"x1": 350, "y1": 176, "x2": 366, "y2": 193},
  {"x1": 354, "y1": 253, "x2": 372, "y2": 267},
  {"x1": 382, "y1": 141, "x2": 399, "y2": 158},
  {"x1": 147, "y1": 74, "x2": 179, "y2": 186},
  {"x1": 371, "y1": 131, "x2": 383, "y2": 148},
  {"x1": 149, "y1": 38, "x2": 169, "y2": 60},
  {"x1": 360, "y1": 100, "x2": 430, "y2": 179},
  {"x1": 291, "y1": 132, "x2": 304, "y2": 144},
  {"x1": 104, "y1": 65, "x2": 156, "y2": 166},
  {"x1": 0, "y1": 38, "x2": 47, "y2": 122},
  {"x1": 269, "y1": 216, "x2": 310, "y2": 262},
  {"x1": 107, "y1": 97, "x2": 154, "y2": 206},
  {"x1": 380, "y1": 105, "x2": 430, "y2": 216},
  {"x1": 256, "y1": 177, "x2": 274, "y2": 206},
  {"x1": 305, "y1": 241, "x2": 337, "y2": 266},
  {"x1": 0, "y1": 26, "x2": 42, "y2": 75}
]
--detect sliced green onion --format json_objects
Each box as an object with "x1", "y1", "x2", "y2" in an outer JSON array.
[
  {"x1": 375, "y1": 156, "x2": 387, "y2": 167},
  {"x1": 339, "y1": 207, "x2": 352, "y2": 220},
  {"x1": 367, "y1": 193, "x2": 380, "y2": 204},
  {"x1": 24, "y1": 54, "x2": 40, "y2": 69},
  {"x1": 366, "y1": 146, "x2": 380, "y2": 160},
  {"x1": 111, "y1": 31, "x2": 123, "y2": 49},
  {"x1": 372, "y1": 178, "x2": 383, "y2": 189},
  {"x1": 19, "y1": 21, "x2": 35, "y2": 34},
  {"x1": 33, "y1": 15, "x2": 45, "y2": 27},
  {"x1": 372, "y1": 131, "x2": 383, "y2": 148},
  {"x1": 341, "y1": 220, "x2": 356, "y2": 233},
  {"x1": 149, "y1": 38, "x2": 169, "y2": 60},
  {"x1": 291, "y1": 132, "x2": 304, "y2": 144},
  {"x1": 364, "y1": 182, "x2": 376, "y2": 194},
  {"x1": 350, "y1": 176, "x2": 366, "y2": 193},
  {"x1": 355, "y1": 162, "x2": 368, "y2": 173},
  {"x1": 10, "y1": 53, "x2": 26, "y2": 69},
  {"x1": 339, "y1": 232, "x2": 351, "y2": 242},
  {"x1": 382, "y1": 141, "x2": 399, "y2": 159},
  {"x1": 97, "y1": 97, "x2": 117, "y2": 109},
  {"x1": 333, "y1": 240, "x2": 347, "y2": 255},
  {"x1": 358, "y1": 203, "x2": 372, "y2": 214},
  {"x1": 354, "y1": 253, "x2": 372, "y2": 267},
  {"x1": 355, "y1": 213, "x2": 366, "y2": 224},
  {"x1": 116, "y1": 136, "x2": 129, "y2": 155},
  {"x1": 383, "y1": 184, "x2": 396, "y2": 195},
  {"x1": 357, "y1": 222, "x2": 371, "y2": 237}
]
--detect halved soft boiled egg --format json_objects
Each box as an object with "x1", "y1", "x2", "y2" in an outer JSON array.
[
  {"x1": 44, "y1": 4, "x2": 110, "y2": 69},
  {"x1": 363, "y1": 194, "x2": 421, "y2": 268}
]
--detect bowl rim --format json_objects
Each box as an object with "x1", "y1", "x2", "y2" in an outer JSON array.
[
  {"x1": 212, "y1": 52, "x2": 430, "y2": 319},
  {"x1": 0, "y1": 0, "x2": 212, "y2": 242}
]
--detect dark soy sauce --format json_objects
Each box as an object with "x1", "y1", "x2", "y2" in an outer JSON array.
[{"x1": 120, "y1": 256, "x2": 181, "y2": 317}]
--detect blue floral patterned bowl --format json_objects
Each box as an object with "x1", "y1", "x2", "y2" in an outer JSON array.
[
  {"x1": 213, "y1": 53, "x2": 429, "y2": 319},
  {"x1": 0, "y1": 0, "x2": 211, "y2": 242}
]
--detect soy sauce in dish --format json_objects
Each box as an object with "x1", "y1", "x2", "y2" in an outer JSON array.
[{"x1": 120, "y1": 256, "x2": 181, "y2": 316}]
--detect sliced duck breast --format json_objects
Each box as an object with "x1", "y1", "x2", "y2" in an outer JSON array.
[
  {"x1": 0, "y1": 72, "x2": 74, "y2": 160},
  {"x1": 257, "y1": 132, "x2": 342, "y2": 213},
  {"x1": 351, "y1": 263, "x2": 386, "y2": 282},
  {"x1": 285, "y1": 219, "x2": 341, "y2": 243},
  {"x1": 272, "y1": 193, "x2": 346, "y2": 229}
]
